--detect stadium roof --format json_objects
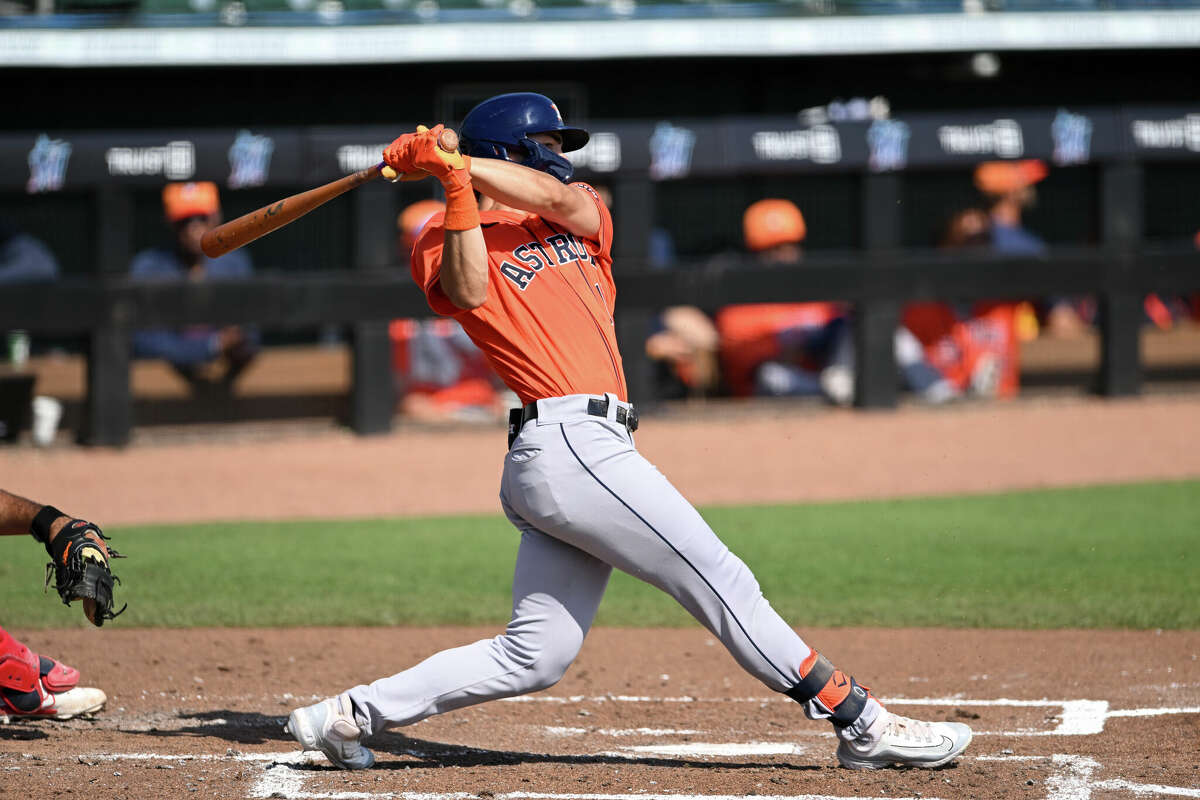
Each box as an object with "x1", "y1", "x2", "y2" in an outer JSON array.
[{"x1": 2, "y1": 8, "x2": 1200, "y2": 66}]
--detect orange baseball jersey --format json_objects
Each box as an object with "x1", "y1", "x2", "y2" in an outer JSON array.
[{"x1": 410, "y1": 183, "x2": 626, "y2": 404}]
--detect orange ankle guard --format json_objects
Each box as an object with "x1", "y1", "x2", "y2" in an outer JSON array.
[{"x1": 786, "y1": 650, "x2": 871, "y2": 727}]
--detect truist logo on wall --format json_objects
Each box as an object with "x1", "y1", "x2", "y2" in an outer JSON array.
[
  {"x1": 649, "y1": 122, "x2": 696, "y2": 180},
  {"x1": 937, "y1": 119, "x2": 1024, "y2": 158},
  {"x1": 336, "y1": 144, "x2": 390, "y2": 172},
  {"x1": 866, "y1": 119, "x2": 910, "y2": 172},
  {"x1": 27, "y1": 134, "x2": 72, "y2": 194},
  {"x1": 567, "y1": 132, "x2": 622, "y2": 173},
  {"x1": 228, "y1": 130, "x2": 275, "y2": 188},
  {"x1": 1051, "y1": 109, "x2": 1093, "y2": 166},
  {"x1": 105, "y1": 140, "x2": 195, "y2": 179},
  {"x1": 1131, "y1": 114, "x2": 1200, "y2": 152},
  {"x1": 751, "y1": 126, "x2": 841, "y2": 165}
]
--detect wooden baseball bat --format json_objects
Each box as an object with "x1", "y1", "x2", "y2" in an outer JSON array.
[{"x1": 201, "y1": 128, "x2": 459, "y2": 259}]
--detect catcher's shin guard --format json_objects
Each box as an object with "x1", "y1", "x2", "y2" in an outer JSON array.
[
  {"x1": 0, "y1": 627, "x2": 81, "y2": 695},
  {"x1": 785, "y1": 650, "x2": 871, "y2": 727},
  {"x1": 0, "y1": 627, "x2": 40, "y2": 695},
  {"x1": 38, "y1": 655, "x2": 81, "y2": 693}
]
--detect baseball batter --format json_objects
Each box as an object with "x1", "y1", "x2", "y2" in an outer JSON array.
[{"x1": 286, "y1": 92, "x2": 972, "y2": 771}]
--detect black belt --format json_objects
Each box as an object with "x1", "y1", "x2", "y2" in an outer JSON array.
[{"x1": 508, "y1": 396, "x2": 638, "y2": 447}]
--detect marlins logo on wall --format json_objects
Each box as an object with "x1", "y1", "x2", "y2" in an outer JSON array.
[
  {"x1": 649, "y1": 122, "x2": 696, "y2": 181},
  {"x1": 1051, "y1": 109, "x2": 1093, "y2": 166},
  {"x1": 228, "y1": 130, "x2": 275, "y2": 189},
  {"x1": 867, "y1": 119, "x2": 911, "y2": 173},
  {"x1": 27, "y1": 134, "x2": 72, "y2": 194}
]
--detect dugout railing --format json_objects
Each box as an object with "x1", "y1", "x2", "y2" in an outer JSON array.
[{"x1": 1, "y1": 246, "x2": 1197, "y2": 446}]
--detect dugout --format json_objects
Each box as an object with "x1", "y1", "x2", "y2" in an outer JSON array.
[{"x1": 1, "y1": 102, "x2": 1199, "y2": 445}]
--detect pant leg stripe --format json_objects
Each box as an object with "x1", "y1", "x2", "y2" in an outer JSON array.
[{"x1": 559, "y1": 424, "x2": 793, "y2": 686}]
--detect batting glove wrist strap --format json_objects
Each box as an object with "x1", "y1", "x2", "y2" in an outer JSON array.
[
  {"x1": 443, "y1": 174, "x2": 481, "y2": 232},
  {"x1": 30, "y1": 505, "x2": 65, "y2": 547}
]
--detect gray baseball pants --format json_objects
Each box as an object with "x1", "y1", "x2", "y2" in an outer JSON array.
[{"x1": 347, "y1": 393, "x2": 880, "y2": 738}]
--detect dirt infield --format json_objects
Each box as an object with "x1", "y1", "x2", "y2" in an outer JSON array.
[
  {"x1": 5, "y1": 393, "x2": 1200, "y2": 526},
  {"x1": 2, "y1": 394, "x2": 1200, "y2": 799},
  {"x1": 3, "y1": 628, "x2": 1199, "y2": 799}
]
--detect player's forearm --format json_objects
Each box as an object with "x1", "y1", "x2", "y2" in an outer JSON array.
[
  {"x1": 439, "y1": 226, "x2": 490, "y2": 309},
  {"x1": 468, "y1": 158, "x2": 599, "y2": 238},
  {"x1": 0, "y1": 488, "x2": 68, "y2": 540}
]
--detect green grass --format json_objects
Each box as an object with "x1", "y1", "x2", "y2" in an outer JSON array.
[{"x1": 3, "y1": 480, "x2": 1197, "y2": 630}]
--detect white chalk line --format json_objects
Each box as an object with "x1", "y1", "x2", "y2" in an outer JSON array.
[
  {"x1": 544, "y1": 727, "x2": 703, "y2": 737},
  {"x1": 1105, "y1": 706, "x2": 1200, "y2": 718},
  {"x1": 603, "y1": 742, "x2": 808, "y2": 757}
]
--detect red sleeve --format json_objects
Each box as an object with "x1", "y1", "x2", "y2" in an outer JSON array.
[
  {"x1": 570, "y1": 182, "x2": 614, "y2": 260},
  {"x1": 408, "y1": 215, "x2": 464, "y2": 318}
]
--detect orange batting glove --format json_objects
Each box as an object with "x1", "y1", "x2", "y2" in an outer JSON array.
[
  {"x1": 410, "y1": 125, "x2": 472, "y2": 190},
  {"x1": 382, "y1": 132, "x2": 425, "y2": 178},
  {"x1": 413, "y1": 124, "x2": 479, "y2": 231}
]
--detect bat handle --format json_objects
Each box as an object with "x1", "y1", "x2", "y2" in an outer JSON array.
[{"x1": 378, "y1": 161, "x2": 401, "y2": 183}]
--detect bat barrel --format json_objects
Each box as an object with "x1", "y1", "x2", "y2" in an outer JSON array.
[
  {"x1": 199, "y1": 127, "x2": 459, "y2": 259},
  {"x1": 200, "y1": 164, "x2": 385, "y2": 258}
]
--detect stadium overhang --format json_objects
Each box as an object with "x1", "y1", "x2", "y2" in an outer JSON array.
[{"x1": 3, "y1": 9, "x2": 1200, "y2": 67}]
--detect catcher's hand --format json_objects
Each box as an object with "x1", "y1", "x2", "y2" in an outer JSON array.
[{"x1": 45, "y1": 519, "x2": 127, "y2": 627}]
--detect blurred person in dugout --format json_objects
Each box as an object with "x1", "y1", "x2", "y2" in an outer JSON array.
[
  {"x1": 973, "y1": 159, "x2": 1098, "y2": 339},
  {"x1": 0, "y1": 215, "x2": 59, "y2": 285},
  {"x1": 973, "y1": 159, "x2": 1182, "y2": 341},
  {"x1": 391, "y1": 199, "x2": 508, "y2": 423},
  {"x1": 901, "y1": 207, "x2": 1021, "y2": 399},
  {"x1": 129, "y1": 182, "x2": 260, "y2": 392},
  {"x1": 0, "y1": 216, "x2": 64, "y2": 446},
  {"x1": 714, "y1": 199, "x2": 955, "y2": 405},
  {"x1": 0, "y1": 216, "x2": 60, "y2": 362}
]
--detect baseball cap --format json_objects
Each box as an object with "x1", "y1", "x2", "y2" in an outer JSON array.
[
  {"x1": 398, "y1": 199, "x2": 446, "y2": 239},
  {"x1": 973, "y1": 160, "x2": 1048, "y2": 196},
  {"x1": 743, "y1": 199, "x2": 806, "y2": 252},
  {"x1": 163, "y1": 182, "x2": 220, "y2": 222}
]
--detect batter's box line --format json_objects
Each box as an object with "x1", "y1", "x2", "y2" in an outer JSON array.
[{"x1": 505, "y1": 695, "x2": 1200, "y2": 737}]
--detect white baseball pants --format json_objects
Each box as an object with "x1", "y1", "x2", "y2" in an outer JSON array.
[{"x1": 347, "y1": 394, "x2": 880, "y2": 738}]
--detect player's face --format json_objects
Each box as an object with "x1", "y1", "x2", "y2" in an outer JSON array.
[{"x1": 528, "y1": 132, "x2": 564, "y2": 154}]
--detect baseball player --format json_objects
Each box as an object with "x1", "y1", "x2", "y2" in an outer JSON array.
[
  {"x1": 1, "y1": 488, "x2": 122, "y2": 722},
  {"x1": 286, "y1": 92, "x2": 972, "y2": 771}
]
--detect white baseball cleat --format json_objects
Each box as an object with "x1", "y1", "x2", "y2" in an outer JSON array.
[
  {"x1": 46, "y1": 686, "x2": 108, "y2": 720},
  {"x1": 285, "y1": 694, "x2": 375, "y2": 770},
  {"x1": 836, "y1": 710, "x2": 972, "y2": 769},
  {"x1": 1, "y1": 686, "x2": 107, "y2": 722}
]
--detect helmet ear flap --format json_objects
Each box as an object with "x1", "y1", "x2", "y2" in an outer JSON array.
[{"x1": 518, "y1": 137, "x2": 575, "y2": 183}]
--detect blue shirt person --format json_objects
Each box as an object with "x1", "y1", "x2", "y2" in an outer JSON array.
[{"x1": 130, "y1": 182, "x2": 260, "y2": 387}]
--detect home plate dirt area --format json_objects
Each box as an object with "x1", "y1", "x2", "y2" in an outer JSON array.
[{"x1": 2, "y1": 627, "x2": 1198, "y2": 800}]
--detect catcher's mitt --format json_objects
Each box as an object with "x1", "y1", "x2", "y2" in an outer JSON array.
[{"x1": 44, "y1": 518, "x2": 127, "y2": 627}]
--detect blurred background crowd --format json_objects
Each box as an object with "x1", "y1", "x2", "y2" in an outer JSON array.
[{"x1": 2, "y1": 0, "x2": 1199, "y2": 444}]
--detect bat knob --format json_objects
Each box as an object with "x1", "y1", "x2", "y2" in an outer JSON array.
[{"x1": 438, "y1": 128, "x2": 459, "y2": 153}]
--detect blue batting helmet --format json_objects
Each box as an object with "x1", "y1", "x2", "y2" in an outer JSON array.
[{"x1": 459, "y1": 92, "x2": 589, "y2": 183}]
